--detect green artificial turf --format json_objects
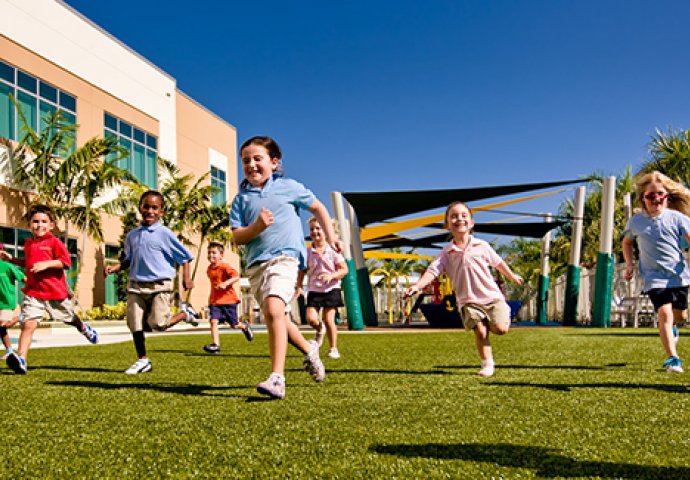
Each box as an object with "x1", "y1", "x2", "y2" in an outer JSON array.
[{"x1": 2, "y1": 328, "x2": 689, "y2": 479}]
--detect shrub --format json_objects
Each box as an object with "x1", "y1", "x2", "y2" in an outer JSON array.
[{"x1": 86, "y1": 302, "x2": 127, "y2": 320}]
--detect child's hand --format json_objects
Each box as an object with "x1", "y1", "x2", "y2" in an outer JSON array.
[
  {"x1": 510, "y1": 273, "x2": 524, "y2": 285},
  {"x1": 624, "y1": 264, "x2": 634, "y2": 281},
  {"x1": 218, "y1": 280, "x2": 230, "y2": 290},
  {"x1": 183, "y1": 278, "x2": 194, "y2": 290},
  {"x1": 31, "y1": 261, "x2": 51, "y2": 273},
  {"x1": 256, "y1": 208, "x2": 274, "y2": 230},
  {"x1": 0, "y1": 251, "x2": 11, "y2": 262},
  {"x1": 104, "y1": 265, "x2": 117, "y2": 277},
  {"x1": 331, "y1": 239, "x2": 344, "y2": 254},
  {"x1": 317, "y1": 273, "x2": 333, "y2": 283},
  {"x1": 292, "y1": 286, "x2": 304, "y2": 301},
  {"x1": 404, "y1": 285, "x2": 420, "y2": 298}
]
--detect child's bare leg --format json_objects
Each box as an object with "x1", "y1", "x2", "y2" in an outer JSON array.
[
  {"x1": 473, "y1": 320, "x2": 492, "y2": 362},
  {"x1": 657, "y1": 304, "x2": 677, "y2": 357},
  {"x1": 286, "y1": 314, "x2": 313, "y2": 354},
  {"x1": 17, "y1": 319, "x2": 38, "y2": 359},
  {"x1": 323, "y1": 307, "x2": 338, "y2": 348},
  {"x1": 305, "y1": 306, "x2": 321, "y2": 330},
  {"x1": 489, "y1": 322, "x2": 510, "y2": 336},
  {"x1": 264, "y1": 296, "x2": 289, "y2": 374},
  {"x1": 210, "y1": 319, "x2": 220, "y2": 345},
  {"x1": 165, "y1": 311, "x2": 188, "y2": 328}
]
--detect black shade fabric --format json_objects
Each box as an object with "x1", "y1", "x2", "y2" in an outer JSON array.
[
  {"x1": 364, "y1": 221, "x2": 566, "y2": 249},
  {"x1": 343, "y1": 179, "x2": 584, "y2": 226}
]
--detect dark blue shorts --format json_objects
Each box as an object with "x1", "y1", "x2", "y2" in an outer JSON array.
[
  {"x1": 209, "y1": 304, "x2": 239, "y2": 327},
  {"x1": 306, "y1": 289, "x2": 344, "y2": 308},
  {"x1": 646, "y1": 287, "x2": 689, "y2": 312}
]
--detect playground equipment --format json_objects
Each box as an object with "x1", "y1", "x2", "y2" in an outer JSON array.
[{"x1": 369, "y1": 268, "x2": 410, "y2": 324}]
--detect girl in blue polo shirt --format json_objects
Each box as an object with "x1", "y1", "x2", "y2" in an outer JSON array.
[
  {"x1": 231, "y1": 136, "x2": 342, "y2": 400},
  {"x1": 623, "y1": 171, "x2": 690, "y2": 373}
]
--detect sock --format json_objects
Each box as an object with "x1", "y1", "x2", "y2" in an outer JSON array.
[
  {"x1": 271, "y1": 372, "x2": 285, "y2": 383},
  {"x1": 5, "y1": 346, "x2": 13, "y2": 354},
  {"x1": 482, "y1": 358, "x2": 495, "y2": 366}
]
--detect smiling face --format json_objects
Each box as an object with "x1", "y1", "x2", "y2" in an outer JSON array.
[
  {"x1": 29, "y1": 212, "x2": 54, "y2": 238},
  {"x1": 445, "y1": 202, "x2": 474, "y2": 239},
  {"x1": 241, "y1": 144, "x2": 279, "y2": 188},
  {"x1": 309, "y1": 221, "x2": 325, "y2": 246},
  {"x1": 207, "y1": 246, "x2": 223, "y2": 265},
  {"x1": 139, "y1": 193, "x2": 164, "y2": 226},
  {"x1": 642, "y1": 181, "x2": 669, "y2": 217}
]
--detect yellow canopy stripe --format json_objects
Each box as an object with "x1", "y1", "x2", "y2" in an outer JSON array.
[{"x1": 363, "y1": 251, "x2": 436, "y2": 261}]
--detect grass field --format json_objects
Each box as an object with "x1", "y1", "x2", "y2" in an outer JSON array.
[{"x1": 2, "y1": 327, "x2": 690, "y2": 479}]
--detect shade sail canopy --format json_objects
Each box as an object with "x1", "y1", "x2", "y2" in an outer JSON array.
[{"x1": 342, "y1": 179, "x2": 583, "y2": 227}]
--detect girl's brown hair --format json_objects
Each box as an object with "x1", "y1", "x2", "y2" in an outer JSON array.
[{"x1": 635, "y1": 171, "x2": 690, "y2": 217}]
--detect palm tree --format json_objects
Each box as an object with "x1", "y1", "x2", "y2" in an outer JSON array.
[{"x1": 638, "y1": 128, "x2": 690, "y2": 184}]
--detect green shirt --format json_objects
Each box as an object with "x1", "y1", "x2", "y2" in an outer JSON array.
[{"x1": 0, "y1": 261, "x2": 25, "y2": 310}]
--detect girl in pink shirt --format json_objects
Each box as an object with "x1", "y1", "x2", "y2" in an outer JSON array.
[
  {"x1": 296, "y1": 217, "x2": 348, "y2": 359},
  {"x1": 405, "y1": 201, "x2": 523, "y2": 377}
]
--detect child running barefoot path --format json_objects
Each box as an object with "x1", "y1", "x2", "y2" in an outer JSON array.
[
  {"x1": 0, "y1": 205, "x2": 99, "y2": 374},
  {"x1": 622, "y1": 171, "x2": 690, "y2": 373},
  {"x1": 105, "y1": 191, "x2": 199, "y2": 375},
  {"x1": 231, "y1": 136, "x2": 342, "y2": 400},
  {"x1": 405, "y1": 201, "x2": 523, "y2": 377}
]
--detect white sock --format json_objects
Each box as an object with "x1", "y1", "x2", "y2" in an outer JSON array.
[{"x1": 270, "y1": 372, "x2": 285, "y2": 383}]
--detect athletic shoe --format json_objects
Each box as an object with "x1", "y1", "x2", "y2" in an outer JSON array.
[
  {"x1": 328, "y1": 347, "x2": 341, "y2": 359},
  {"x1": 303, "y1": 347, "x2": 326, "y2": 382},
  {"x1": 81, "y1": 324, "x2": 99, "y2": 344},
  {"x1": 1, "y1": 350, "x2": 12, "y2": 360},
  {"x1": 256, "y1": 373, "x2": 286, "y2": 400},
  {"x1": 180, "y1": 301, "x2": 199, "y2": 327},
  {"x1": 663, "y1": 356, "x2": 684, "y2": 373},
  {"x1": 673, "y1": 326, "x2": 680, "y2": 346},
  {"x1": 478, "y1": 361, "x2": 495, "y2": 377},
  {"x1": 125, "y1": 358, "x2": 152, "y2": 375},
  {"x1": 6, "y1": 352, "x2": 27, "y2": 374},
  {"x1": 314, "y1": 322, "x2": 326, "y2": 347},
  {"x1": 242, "y1": 324, "x2": 254, "y2": 341},
  {"x1": 203, "y1": 343, "x2": 221, "y2": 354}
]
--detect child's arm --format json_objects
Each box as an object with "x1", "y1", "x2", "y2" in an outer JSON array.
[
  {"x1": 232, "y1": 207, "x2": 274, "y2": 245},
  {"x1": 30, "y1": 259, "x2": 65, "y2": 274},
  {"x1": 622, "y1": 236, "x2": 635, "y2": 281},
  {"x1": 0, "y1": 251, "x2": 25, "y2": 268},
  {"x1": 317, "y1": 260, "x2": 349, "y2": 284},
  {"x1": 405, "y1": 270, "x2": 438, "y2": 298},
  {"x1": 294, "y1": 269, "x2": 307, "y2": 299},
  {"x1": 495, "y1": 261, "x2": 523, "y2": 285},
  {"x1": 181, "y1": 261, "x2": 194, "y2": 290},
  {"x1": 307, "y1": 199, "x2": 343, "y2": 253},
  {"x1": 219, "y1": 277, "x2": 240, "y2": 290}
]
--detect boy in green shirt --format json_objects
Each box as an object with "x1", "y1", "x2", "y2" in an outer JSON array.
[{"x1": 0, "y1": 256, "x2": 25, "y2": 358}]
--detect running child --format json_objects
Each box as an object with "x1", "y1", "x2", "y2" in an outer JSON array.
[
  {"x1": 0, "y1": 204, "x2": 99, "y2": 374},
  {"x1": 230, "y1": 135, "x2": 342, "y2": 399},
  {"x1": 295, "y1": 217, "x2": 348, "y2": 359},
  {"x1": 0, "y1": 246, "x2": 25, "y2": 359},
  {"x1": 105, "y1": 190, "x2": 199, "y2": 374},
  {"x1": 405, "y1": 201, "x2": 523, "y2": 377},
  {"x1": 203, "y1": 241, "x2": 253, "y2": 354},
  {"x1": 622, "y1": 170, "x2": 690, "y2": 373}
]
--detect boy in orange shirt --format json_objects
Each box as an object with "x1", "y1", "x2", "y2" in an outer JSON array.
[{"x1": 203, "y1": 241, "x2": 253, "y2": 353}]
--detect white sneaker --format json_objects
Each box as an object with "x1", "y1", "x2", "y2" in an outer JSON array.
[
  {"x1": 303, "y1": 347, "x2": 326, "y2": 382},
  {"x1": 125, "y1": 358, "x2": 152, "y2": 375},
  {"x1": 478, "y1": 361, "x2": 495, "y2": 377},
  {"x1": 314, "y1": 322, "x2": 326, "y2": 347},
  {"x1": 328, "y1": 347, "x2": 340, "y2": 359}
]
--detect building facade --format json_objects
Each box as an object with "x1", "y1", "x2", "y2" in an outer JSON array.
[{"x1": 0, "y1": 0, "x2": 239, "y2": 310}]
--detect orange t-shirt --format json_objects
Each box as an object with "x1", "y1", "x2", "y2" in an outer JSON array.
[{"x1": 207, "y1": 262, "x2": 240, "y2": 305}]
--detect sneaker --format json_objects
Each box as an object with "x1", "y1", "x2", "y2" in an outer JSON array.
[
  {"x1": 242, "y1": 324, "x2": 254, "y2": 342},
  {"x1": 6, "y1": 352, "x2": 27, "y2": 374},
  {"x1": 663, "y1": 356, "x2": 684, "y2": 373},
  {"x1": 314, "y1": 322, "x2": 326, "y2": 347},
  {"x1": 673, "y1": 326, "x2": 680, "y2": 346},
  {"x1": 81, "y1": 324, "x2": 99, "y2": 344},
  {"x1": 303, "y1": 347, "x2": 326, "y2": 382},
  {"x1": 256, "y1": 374, "x2": 286, "y2": 400},
  {"x1": 328, "y1": 347, "x2": 341, "y2": 359},
  {"x1": 125, "y1": 358, "x2": 152, "y2": 375},
  {"x1": 180, "y1": 301, "x2": 199, "y2": 327},
  {"x1": 478, "y1": 361, "x2": 495, "y2": 377},
  {"x1": 203, "y1": 343, "x2": 221, "y2": 354}
]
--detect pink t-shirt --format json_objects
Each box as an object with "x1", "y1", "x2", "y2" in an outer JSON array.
[
  {"x1": 425, "y1": 236, "x2": 505, "y2": 306},
  {"x1": 306, "y1": 245, "x2": 345, "y2": 293}
]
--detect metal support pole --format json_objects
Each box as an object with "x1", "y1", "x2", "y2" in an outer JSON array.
[
  {"x1": 592, "y1": 176, "x2": 616, "y2": 327},
  {"x1": 564, "y1": 186, "x2": 585, "y2": 326}
]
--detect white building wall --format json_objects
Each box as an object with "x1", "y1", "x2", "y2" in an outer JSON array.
[{"x1": 1, "y1": 0, "x2": 178, "y2": 161}]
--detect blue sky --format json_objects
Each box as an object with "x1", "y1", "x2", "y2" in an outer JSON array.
[{"x1": 64, "y1": 0, "x2": 690, "y2": 239}]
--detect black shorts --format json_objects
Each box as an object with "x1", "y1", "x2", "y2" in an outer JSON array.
[
  {"x1": 209, "y1": 304, "x2": 239, "y2": 327},
  {"x1": 646, "y1": 287, "x2": 689, "y2": 312},
  {"x1": 306, "y1": 289, "x2": 344, "y2": 309}
]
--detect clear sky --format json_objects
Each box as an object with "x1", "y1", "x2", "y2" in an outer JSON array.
[{"x1": 63, "y1": 0, "x2": 690, "y2": 238}]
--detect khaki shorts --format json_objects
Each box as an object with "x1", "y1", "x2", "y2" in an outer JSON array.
[
  {"x1": 246, "y1": 256, "x2": 298, "y2": 313},
  {"x1": 460, "y1": 300, "x2": 511, "y2": 330},
  {"x1": 0, "y1": 309, "x2": 15, "y2": 321},
  {"x1": 127, "y1": 279, "x2": 174, "y2": 332},
  {"x1": 21, "y1": 296, "x2": 75, "y2": 323}
]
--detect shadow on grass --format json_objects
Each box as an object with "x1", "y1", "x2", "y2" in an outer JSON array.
[
  {"x1": 568, "y1": 333, "x2": 659, "y2": 337},
  {"x1": 487, "y1": 380, "x2": 689, "y2": 393},
  {"x1": 370, "y1": 442, "x2": 690, "y2": 478},
  {"x1": 46, "y1": 380, "x2": 252, "y2": 398},
  {"x1": 150, "y1": 348, "x2": 268, "y2": 359},
  {"x1": 323, "y1": 368, "x2": 454, "y2": 376},
  {"x1": 435, "y1": 363, "x2": 628, "y2": 371},
  {"x1": 34, "y1": 365, "x2": 124, "y2": 373}
]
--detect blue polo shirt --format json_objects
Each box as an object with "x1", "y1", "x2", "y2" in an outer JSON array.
[
  {"x1": 624, "y1": 209, "x2": 690, "y2": 291},
  {"x1": 124, "y1": 221, "x2": 194, "y2": 282},
  {"x1": 230, "y1": 174, "x2": 315, "y2": 269}
]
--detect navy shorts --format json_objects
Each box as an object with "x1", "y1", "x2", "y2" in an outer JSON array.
[
  {"x1": 646, "y1": 287, "x2": 689, "y2": 312},
  {"x1": 306, "y1": 289, "x2": 344, "y2": 309},
  {"x1": 209, "y1": 304, "x2": 239, "y2": 327}
]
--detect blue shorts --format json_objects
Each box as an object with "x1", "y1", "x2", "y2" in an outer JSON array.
[
  {"x1": 209, "y1": 304, "x2": 239, "y2": 327},
  {"x1": 646, "y1": 287, "x2": 689, "y2": 312}
]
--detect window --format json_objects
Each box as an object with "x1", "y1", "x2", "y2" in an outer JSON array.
[
  {"x1": 211, "y1": 166, "x2": 227, "y2": 206},
  {"x1": 104, "y1": 112, "x2": 158, "y2": 188},
  {"x1": 0, "y1": 60, "x2": 77, "y2": 147}
]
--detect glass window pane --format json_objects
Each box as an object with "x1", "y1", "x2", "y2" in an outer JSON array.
[
  {"x1": 119, "y1": 137, "x2": 131, "y2": 172},
  {"x1": 146, "y1": 134, "x2": 157, "y2": 149},
  {"x1": 219, "y1": 169, "x2": 226, "y2": 181},
  {"x1": 0, "y1": 227, "x2": 15, "y2": 245},
  {"x1": 146, "y1": 149, "x2": 157, "y2": 188},
  {"x1": 133, "y1": 127, "x2": 145, "y2": 144},
  {"x1": 119, "y1": 121, "x2": 132, "y2": 138},
  {"x1": 133, "y1": 143, "x2": 145, "y2": 182},
  {"x1": 39, "y1": 81, "x2": 57, "y2": 103},
  {"x1": 59, "y1": 91, "x2": 76, "y2": 112},
  {"x1": 17, "y1": 90, "x2": 37, "y2": 136},
  {"x1": 40, "y1": 100, "x2": 56, "y2": 133},
  {"x1": 0, "y1": 82, "x2": 15, "y2": 140},
  {"x1": 104, "y1": 112, "x2": 117, "y2": 131},
  {"x1": 18, "y1": 229, "x2": 32, "y2": 245},
  {"x1": 17, "y1": 71, "x2": 37, "y2": 93},
  {"x1": 0, "y1": 61, "x2": 14, "y2": 83},
  {"x1": 105, "y1": 245, "x2": 120, "y2": 260},
  {"x1": 66, "y1": 238, "x2": 78, "y2": 255}
]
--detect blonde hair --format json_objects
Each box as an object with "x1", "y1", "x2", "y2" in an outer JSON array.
[
  {"x1": 635, "y1": 171, "x2": 690, "y2": 217},
  {"x1": 307, "y1": 216, "x2": 340, "y2": 238}
]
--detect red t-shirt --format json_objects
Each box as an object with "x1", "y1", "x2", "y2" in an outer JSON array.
[
  {"x1": 23, "y1": 233, "x2": 71, "y2": 300},
  {"x1": 207, "y1": 262, "x2": 240, "y2": 305}
]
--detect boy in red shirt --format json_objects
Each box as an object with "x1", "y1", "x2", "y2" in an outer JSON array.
[
  {"x1": 0, "y1": 204, "x2": 98, "y2": 374},
  {"x1": 203, "y1": 242, "x2": 252, "y2": 354}
]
